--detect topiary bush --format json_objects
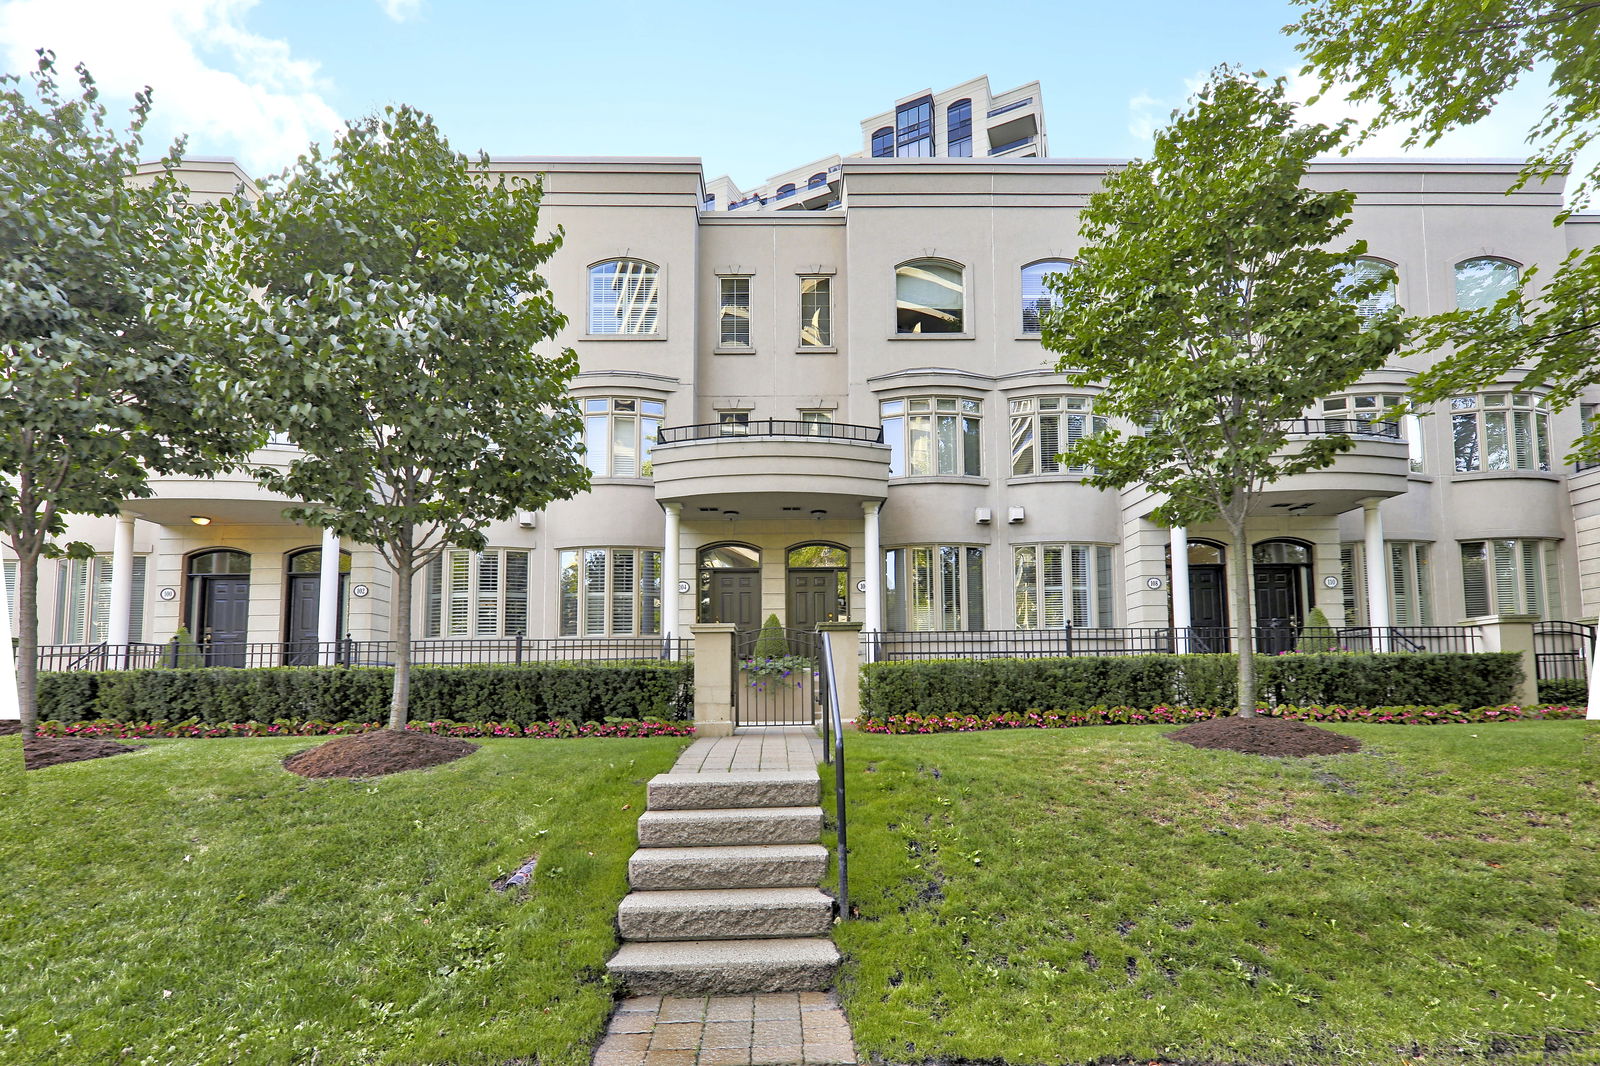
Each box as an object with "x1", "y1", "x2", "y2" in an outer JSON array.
[
  {"x1": 752, "y1": 614, "x2": 788, "y2": 660},
  {"x1": 36, "y1": 660, "x2": 694, "y2": 725},
  {"x1": 1296, "y1": 608, "x2": 1338, "y2": 653},
  {"x1": 859, "y1": 651, "x2": 1522, "y2": 720}
]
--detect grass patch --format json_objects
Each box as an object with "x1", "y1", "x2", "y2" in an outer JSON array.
[
  {"x1": 831, "y1": 722, "x2": 1599, "y2": 1066},
  {"x1": 0, "y1": 734, "x2": 689, "y2": 1065}
]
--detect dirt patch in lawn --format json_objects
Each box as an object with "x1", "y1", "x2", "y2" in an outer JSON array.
[
  {"x1": 0, "y1": 721, "x2": 24, "y2": 736},
  {"x1": 1167, "y1": 716, "x2": 1361, "y2": 758},
  {"x1": 24, "y1": 736, "x2": 144, "y2": 770},
  {"x1": 283, "y1": 729, "x2": 478, "y2": 779}
]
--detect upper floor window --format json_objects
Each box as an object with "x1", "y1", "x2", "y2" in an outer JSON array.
[
  {"x1": 871, "y1": 126, "x2": 894, "y2": 158},
  {"x1": 719, "y1": 277, "x2": 751, "y2": 347},
  {"x1": 584, "y1": 396, "x2": 663, "y2": 478},
  {"x1": 807, "y1": 172, "x2": 828, "y2": 189},
  {"x1": 718, "y1": 411, "x2": 750, "y2": 435},
  {"x1": 881, "y1": 397, "x2": 981, "y2": 477},
  {"x1": 56, "y1": 555, "x2": 148, "y2": 644},
  {"x1": 701, "y1": 194, "x2": 715, "y2": 212},
  {"x1": 1337, "y1": 257, "x2": 1398, "y2": 329},
  {"x1": 1455, "y1": 257, "x2": 1521, "y2": 324},
  {"x1": 588, "y1": 259, "x2": 660, "y2": 335},
  {"x1": 946, "y1": 99, "x2": 972, "y2": 157},
  {"x1": 799, "y1": 276, "x2": 832, "y2": 347},
  {"x1": 895, "y1": 96, "x2": 934, "y2": 157},
  {"x1": 1460, "y1": 538, "x2": 1559, "y2": 618},
  {"x1": 776, "y1": 183, "x2": 797, "y2": 201},
  {"x1": 895, "y1": 259, "x2": 965, "y2": 334},
  {"x1": 1323, "y1": 393, "x2": 1423, "y2": 471},
  {"x1": 1449, "y1": 392, "x2": 1550, "y2": 473},
  {"x1": 426, "y1": 548, "x2": 529, "y2": 637},
  {"x1": 1009, "y1": 396, "x2": 1107, "y2": 476},
  {"x1": 1020, "y1": 259, "x2": 1075, "y2": 334},
  {"x1": 1014, "y1": 544, "x2": 1114, "y2": 628},
  {"x1": 558, "y1": 547, "x2": 662, "y2": 637},
  {"x1": 886, "y1": 545, "x2": 984, "y2": 631}
]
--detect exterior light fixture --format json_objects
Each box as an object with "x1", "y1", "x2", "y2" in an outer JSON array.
[
  {"x1": 724, "y1": 510, "x2": 740, "y2": 521},
  {"x1": 190, "y1": 515, "x2": 212, "y2": 526},
  {"x1": 811, "y1": 509, "x2": 827, "y2": 520}
]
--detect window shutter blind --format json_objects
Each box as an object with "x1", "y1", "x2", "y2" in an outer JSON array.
[
  {"x1": 3, "y1": 559, "x2": 15, "y2": 629},
  {"x1": 504, "y1": 551, "x2": 528, "y2": 636},
  {"x1": 1070, "y1": 546, "x2": 1091, "y2": 627},
  {"x1": 584, "y1": 549, "x2": 607, "y2": 636},
  {"x1": 1390, "y1": 543, "x2": 1412, "y2": 624},
  {"x1": 1414, "y1": 544, "x2": 1432, "y2": 624},
  {"x1": 447, "y1": 550, "x2": 472, "y2": 635},
  {"x1": 130, "y1": 557, "x2": 147, "y2": 642},
  {"x1": 965, "y1": 548, "x2": 984, "y2": 630},
  {"x1": 939, "y1": 546, "x2": 961, "y2": 632},
  {"x1": 1461, "y1": 543, "x2": 1489, "y2": 617},
  {"x1": 1492, "y1": 540, "x2": 1517, "y2": 613},
  {"x1": 1340, "y1": 545, "x2": 1361, "y2": 625},
  {"x1": 1542, "y1": 543, "x2": 1560, "y2": 619},
  {"x1": 611, "y1": 550, "x2": 635, "y2": 634},
  {"x1": 1041, "y1": 413, "x2": 1063, "y2": 473},
  {"x1": 1042, "y1": 547, "x2": 1065, "y2": 629},
  {"x1": 476, "y1": 550, "x2": 501, "y2": 635},
  {"x1": 426, "y1": 556, "x2": 444, "y2": 637},
  {"x1": 641, "y1": 551, "x2": 662, "y2": 635},
  {"x1": 1095, "y1": 546, "x2": 1113, "y2": 626},
  {"x1": 90, "y1": 557, "x2": 114, "y2": 643},
  {"x1": 910, "y1": 547, "x2": 934, "y2": 632},
  {"x1": 1519, "y1": 540, "x2": 1542, "y2": 616}
]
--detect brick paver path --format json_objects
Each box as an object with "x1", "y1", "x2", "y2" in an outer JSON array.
[{"x1": 594, "y1": 992, "x2": 856, "y2": 1066}]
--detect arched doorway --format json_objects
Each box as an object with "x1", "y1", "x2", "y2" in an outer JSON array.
[
  {"x1": 1253, "y1": 539, "x2": 1312, "y2": 653},
  {"x1": 1184, "y1": 540, "x2": 1229, "y2": 651},
  {"x1": 186, "y1": 549, "x2": 251, "y2": 666},
  {"x1": 698, "y1": 543, "x2": 761, "y2": 639},
  {"x1": 283, "y1": 548, "x2": 351, "y2": 666},
  {"x1": 786, "y1": 543, "x2": 849, "y2": 630}
]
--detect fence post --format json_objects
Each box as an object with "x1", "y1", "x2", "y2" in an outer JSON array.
[
  {"x1": 819, "y1": 622, "x2": 864, "y2": 727},
  {"x1": 690, "y1": 623, "x2": 737, "y2": 737},
  {"x1": 1466, "y1": 613, "x2": 1539, "y2": 708},
  {"x1": 515, "y1": 634, "x2": 524, "y2": 666}
]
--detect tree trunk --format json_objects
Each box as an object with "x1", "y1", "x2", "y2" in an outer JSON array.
[
  {"x1": 1225, "y1": 515, "x2": 1256, "y2": 717},
  {"x1": 13, "y1": 545, "x2": 41, "y2": 734},
  {"x1": 389, "y1": 535, "x2": 414, "y2": 731}
]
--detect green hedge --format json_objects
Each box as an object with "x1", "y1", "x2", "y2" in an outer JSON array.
[
  {"x1": 1536, "y1": 677, "x2": 1587, "y2": 706},
  {"x1": 859, "y1": 652, "x2": 1523, "y2": 719},
  {"x1": 36, "y1": 661, "x2": 693, "y2": 725}
]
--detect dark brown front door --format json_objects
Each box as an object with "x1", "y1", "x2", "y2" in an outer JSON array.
[
  {"x1": 1189, "y1": 565, "x2": 1228, "y2": 652},
  {"x1": 200, "y1": 577, "x2": 250, "y2": 666},
  {"x1": 786, "y1": 570, "x2": 841, "y2": 631},
  {"x1": 285, "y1": 573, "x2": 346, "y2": 666},
  {"x1": 1254, "y1": 564, "x2": 1305, "y2": 654},
  {"x1": 706, "y1": 570, "x2": 760, "y2": 637}
]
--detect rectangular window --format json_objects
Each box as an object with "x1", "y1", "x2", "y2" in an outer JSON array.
[
  {"x1": 801, "y1": 410, "x2": 834, "y2": 436},
  {"x1": 1450, "y1": 393, "x2": 1550, "y2": 472},
  {"x1": 557, "y1": 547, "x2": 663, "y2": 636},
  {"x1": 55, "y1": 556, "x2": 147, "y2": 644},
  {"x1": 799, "y1": 277, "x2": 832, "y2": 347},
  {"x1": 426, "y1": 549, "x2": 532, "y2": 637},
  {"x1": 1013, "y1": 544, "x2": 1113, "y2": 628},
  {"x1": 886, "y1": 545, "x2": 983, "y2": 631},
  {"x1": 719, "y1": 411, "x2": 750, "y2": 435},
  {"x1": 883, "y1": 397, "x2": 981, "y2": 477},
  {"x1": 1459, "y1": 539, "x2": 1558, "y2": 618},
  {"x1": 1345, "y1": 542, "x2": 1434, "y2": 625},
  {"x1": 582, "y1": 396, "x2": 663, "y2": 477},
  {"x1": 719, "y1": 276, "x2": 751, "y2": 347},
  {"x1": 895, "y1": 96, "x2": 934, "y2": 157}
]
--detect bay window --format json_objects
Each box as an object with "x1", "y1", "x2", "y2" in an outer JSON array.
[
  {"x1": 1322, "y1": 393, "x2": 1423, "y2": 472},
  {"x1": 584, "y1": 396, "x2": 663, "y2": 477},
  {"x1": 1014, "y1": 544, "x2": 1114, "y2": 628},
  {"x1": 1460, "y1": 539, "x2": 1560, "y2": 618},
  {"x1": 559, "y1": 547, "x2": 662, "y2": 636},
  {"x1": 881, "y1": 397, "x2": 982, "y2": 477},
  {"x1": 55, "y1": 555, "x2": 147, "y2": 643},
  {"x1": 426, "y1": 549, "x2": 530, "y2": 637},
  {"x1": 1009, "y1": 396, "x2": 1106, "y2": 475},
  {"x1": 886, "y1": 546, "x2": 984, "y2": 631},
  {"x1": 1449, "y1": 393, "x2": 1551, "y2": 473},
  {"x1": 1340, "y1": 542, "x2": 1433, "y2": 626}
]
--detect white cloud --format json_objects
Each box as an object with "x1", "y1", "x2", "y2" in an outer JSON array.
[
  {"x1": 0, "y1": 0, "x2": 344, "y2": 175},
  {"x1": 376, "y1": 0, "x2": 421, "y2": 21}
]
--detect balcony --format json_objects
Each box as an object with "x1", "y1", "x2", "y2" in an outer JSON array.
[{"x1": 652, "y1": 420, "x2": 890, "y2": 518}]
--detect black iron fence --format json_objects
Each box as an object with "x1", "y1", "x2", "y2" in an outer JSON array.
[
  {"x1": 1533, "y1": 621, "x2": 1593, "y2": 681},
  {"x1": 868, "y1": 625, "x2": 1482, "y2": 661},
  {"x1": 658, "y1": 419, "x2": 884, "y2": 444},
  {"x1": 36, "y1": 636, "x2": 692, "y2": 671}
]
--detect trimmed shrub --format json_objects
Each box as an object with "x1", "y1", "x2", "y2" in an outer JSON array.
[
  {"x1": 859, "y1": 652, "x2": 1522, "y2": 720},
  {"x1": 1536, "y1": 677, "x2": 1587, "y2": 706},
  {"x1": 1296, "y1": 608, "x2": 1338, "y2": 653},
  {"x1": 36, "y1": 660, "x2": 693, "y2": 725},
  {"x1": 34, "y1": 717, "x2": 696, "y2": 739},
  {"x1": 752, "y1": 614, "x2": 787, "y2": 660}
]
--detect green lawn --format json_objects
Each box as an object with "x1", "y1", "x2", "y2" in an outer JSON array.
[
  {"x1": 831, "y1": 722, "x2": 1599, "y2": 1066},
  {"x1": 0, "y1": 734, "x2": 689, "y2": 1066}
]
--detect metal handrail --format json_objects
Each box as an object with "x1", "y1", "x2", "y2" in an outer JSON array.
[
  {"x1": 1281, "y1": 417, "x2": 1401, "y2": 439},
  {"x1": 819, "y1": 633, "x2": 848, "y2": 920},
  {"x1": 65, "y1": 642, "x2": 109, "y2": 670},
  {"x1": 657, "y1": 420, "x2": 885, "y2": 444}
]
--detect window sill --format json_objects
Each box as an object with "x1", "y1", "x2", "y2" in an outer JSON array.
[
  {"x1": 1449, "y1": 470, "x2": 1561, "y2": 483},
  {"x1": 581, "y1": 333, "x2": 668, "y2": 342},
  {"x1": 889, "y1": 475, "x2": 989, "y2": 486},
  {"x1": 1007, "y1": 473, "x2": 1096, "y2": 484},
  {"x1": 887, "y1": 333, "x2": 975, "y2": 341},
  {"x1": 712, "y1": 346, "x2": 756, "y2": 356},
  {"x1": 589, "y1": 477, "x2": 655, "y2": 487},
  {"x1": 796, "y1": 346, "x2": 838, "y2": 355},
  {"x1": 1013, "y1": 334, "x2": 1044, "y2": 342}
]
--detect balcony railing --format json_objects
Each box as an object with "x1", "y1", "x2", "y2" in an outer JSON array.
[
  {"x1": 36, "y1": 637, "x2": 692, "y2": 671},
  {"x1": 867, "y1": 625, "x2": 1481, "y2": 661},
  {"x1": 1281, "y1": 417, "x2": 1401, "y2": 439},
  {"x1": 987, "y1": 137, "x2": 1036, "y2": 156},
  {"x1": 986, "y1": 97, "x2": 1033, "y2": 118},
  {"x1": 658, "y1": 420, "x2": 884, "y2": 444}
]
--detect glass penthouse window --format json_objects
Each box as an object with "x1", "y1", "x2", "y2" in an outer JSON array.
[
  {"x1": 871, "y1": 126, "x2": 894, "y2": 158},
  {"x1": 895, "y1": 96, "x2": 934, "y2": 157},
  {"x1": 946, "y1": 99, "x2": 972, "y2": 157}
]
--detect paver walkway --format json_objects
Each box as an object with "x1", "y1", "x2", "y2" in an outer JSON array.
[{"x1": 597, "y1": 728, "x2": 855, "y2": 1066}]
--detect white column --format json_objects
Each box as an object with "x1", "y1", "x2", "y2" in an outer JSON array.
[
  {"x1": 863, "y1": 501, "x2": 883, "y2": 636},
  {"x1": 1363, "y1": 498, "x2": 1390, "y2": 652},
  {"x1": 662, "y1": 503, "x2": 681, "y2": 651},
  {"x1": 1169, "y1": 525, "x2": 1191, "y2": 652},
  {"x1": 1586, "y1": 628, "x2": 1600, "y2": 720},
  {"x1": 317, "y1": 526, "x2": 340, "y2": 665},
  {"x1": 0, "y1": 555, "x2": 18, "y2": 721},
  {"x1": 107, "y1": 514, "x2": 135, "y2": 667}
]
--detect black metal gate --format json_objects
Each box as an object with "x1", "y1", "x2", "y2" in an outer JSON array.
[
  {"x1": 732, "y1": 627, "x2": 826, "y2": 727},
  {"x1": 1534, "y1": 620, "x2": 1593, "y2": 681}
]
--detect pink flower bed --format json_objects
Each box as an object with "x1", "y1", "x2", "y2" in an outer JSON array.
[
  {"x1": 30, "y1": 718, "x2": 695, "y2": 740},
  {"x1": 858, "y1": 703, "x2": 1582, "y2": 735}
]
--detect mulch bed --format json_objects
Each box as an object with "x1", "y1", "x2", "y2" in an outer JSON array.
[
  {"x1": 1167, "y1": 715, "x2": 1362, "y2": 758},
  {"x1": 283, "y1": 729, "x2": 479, "y2": 779},
  {"x1": 23, "y1": 736, "x2": 144, "y2": 770},
  {"x1": 0, "y1": 721, "x2": 23, "y2": 736}
]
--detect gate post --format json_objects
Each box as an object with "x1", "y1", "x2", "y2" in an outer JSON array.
[
  {"x1": 819, "y1": 621, "x2": 864, "y2": 726},
  {"x1": 1466, "y1": 613, "x2": 1539, "y2": 708},
  {"x1": 690, "y1": 623, "x2": 737, "y2": 737}
]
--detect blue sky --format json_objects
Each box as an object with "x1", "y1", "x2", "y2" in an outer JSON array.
[{"x1": 0, "y1": 0, "x2": 1570, "y2": 193}]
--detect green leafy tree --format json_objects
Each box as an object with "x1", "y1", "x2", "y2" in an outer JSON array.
[
  {"x1": 1042, "y1": 68, "x2": 1409, "y2": 715},
  {"x1": 0, "y1": 53, "x2": 255, "y2": 732},
  {"x1": 1290, "y1": 1, "x2": 1600, "y2": 452},
  {"x1": 174, "y1": 105, "x2": 588, "y2": 729}
]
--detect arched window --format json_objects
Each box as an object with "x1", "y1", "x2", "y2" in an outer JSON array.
[
  {"x1": 1455, "y1": 257, "x2": 1521, "y2": 323},
  {"x1": 1020, "y1": 259, "x2": 1075, "y2": 334},
  {"x1": 188, "y1": 549, "x2": 251, "y2": 576},
  {"x1": 588, "y1": 259, "x2": 660, "y2": 335},
  {"x1": 1337, "y1": 257, "x2": 1397, "y2": 329},
  {"x1": 895, "y1": 259, "x2": 965, "y2": 334},
  {"x1": 1252, "y1": 539, "x2": 1312, "y2": 565},
  {"x1": 776, "y1": 183, "x2": 797, "y2": 200},
  {"x1": 787, "y1": 544, "x2": 848, "y2": 569},
  {"x1": 947, "y1": 99, "x2": 972, "y2": 157},
  {"x1": 871, "y1": 126, "x2": 894, "y2": 158},
  {"x1": 699, "y1": 544, "x2": 760, "y2": 569},
  {"x1": 807, "y1": 172, "x2": 828, "y2": 189}
]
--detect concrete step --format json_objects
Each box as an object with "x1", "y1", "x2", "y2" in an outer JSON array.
[
  {"x1": 628, "y1": 844, "x2": 828, "y2": 891},
  {"x1": 647, "y1": 771, "x2": 820, "y2": 812},
  {"x1": 618, "y1": 887, "x2": 835, "y2": 941},
  {"x1": 607, "y1": 937, "x2": 840, "y2": 995},
  {"x1": 638, "y1": 806, "x2": 823, "y2": 848}
]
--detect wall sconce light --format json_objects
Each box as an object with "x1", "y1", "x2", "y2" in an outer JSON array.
[
  {"x1": 724, "y1": 510, "x2": 740, "y2": 521},
  {"x1": 810, "y1": 509, "x2": 827, "y2": 521},
  {"x1": 190, "y1": 515, "x2": 212, "y2": 526}
]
